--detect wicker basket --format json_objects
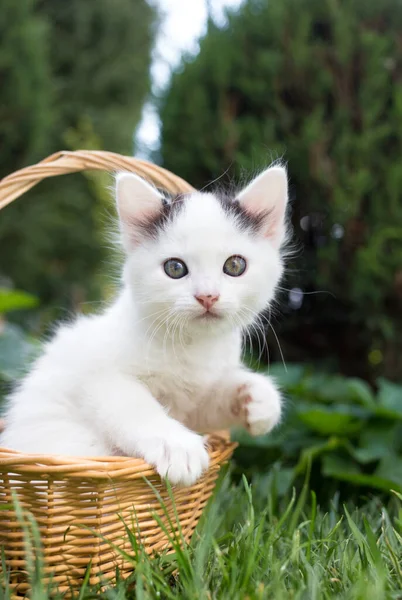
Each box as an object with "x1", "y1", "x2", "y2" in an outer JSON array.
[{"x1": 0, "y1": 151, "x2": 237, "y2": 594}]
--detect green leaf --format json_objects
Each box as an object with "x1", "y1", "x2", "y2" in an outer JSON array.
[
  {"x1": 232, "y1": 427, "x2": 283, "y2": 448},
  {"x1": 295, "y1": 374, "x2": 351, "y2": 404},
  {"x1": 264, "y1": 363, "x2": 306, "y2": 388},
  {"x1": 0, "y1": 323, "x2": 39, "y2": 381},
  {"x1": 0, "y1": 289, "x2": 39, "y2": 313},
  {"x1": 296, "y1": 404, "x2": 366, "y2": 435},
  {"x1": 351, "y1": 423, "x2": 399, "y2": 464},
  {"x1": 322, "y1": 454, "x2": 361, "y2": 477},
  {"x1": 346, "y1": 378, "x2": 376, "y2": 407},
  {"x1": 322, "y1": 455, "x2": 402, "y2": 493},
  {"x1": 374, "y1": 456, "x2": 402, "y2": 488},
  {"x1": 295, "y1": 437, "x2": 342, "y2": 474},
  {"x1": 352, "y1": 447, "x2": 387, "y2": 464},
  {"x1": 255, "y1": 465, "x2": 296, "y2": 497},
  {"x1": 377, "y1": 378, "x2": 402, "y2": 416}
]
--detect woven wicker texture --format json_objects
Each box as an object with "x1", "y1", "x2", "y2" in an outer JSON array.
[{"x1": 0, "y1": 151, "x2": 237, "y2": 593}]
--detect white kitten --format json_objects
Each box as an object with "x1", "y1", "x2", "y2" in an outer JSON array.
[{"x1": 0, "y1": 165, "x2": 289, "y2": 486}]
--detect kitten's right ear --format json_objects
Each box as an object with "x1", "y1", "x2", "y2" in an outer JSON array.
[{"x1": 115, "y1": 172, "x2": 162, "y2": 249}]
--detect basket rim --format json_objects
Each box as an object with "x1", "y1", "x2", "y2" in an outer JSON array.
[{"x1": 0, "y1": 433, "x2": 237, "y2": 479}]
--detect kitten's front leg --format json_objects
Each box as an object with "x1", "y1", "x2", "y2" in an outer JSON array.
[
  {"x1": 231, "y1": 372, "x2": 282, "y2": 436},
  {"x1": 84, "y1": 374, "x2": 209, "y2": 486},
  {"x1": 187, "y1": 371, "x2": 282, "y2": 435}
]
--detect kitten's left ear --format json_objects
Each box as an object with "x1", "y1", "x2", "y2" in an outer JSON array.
[
  {"x1": 115, "y1": 172, "x2": 163, "y2": 249},
  {"x1": 237, "y1": 165, "x2": 288, "y2": 247}
]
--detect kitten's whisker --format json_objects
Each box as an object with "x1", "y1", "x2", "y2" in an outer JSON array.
[
  {"x1": 239, "y1": 306, "x2": 272, "y2": 370},
  {"x1": 266, "y1": 307, "x2": 287, "y2": 372},
  {"x1": 249, "y1": 321, "x2": 264, "y2": 367},
  {"x1": 242, "y1": 306, "x2": 277, "y2": 372},
  {"x1": 142, "y1": 307, "x2": 172, "y2": 339},
  {"x1": 178, "y1": 316, "x2": 190, "y2": 365},
  {"x1": 237, "y1": 309, "x2": 255, "y2": 361},
  {"x1": 199, "y1": 163, "x2": 233, "y2": 192},
  {"x1": 147, "y1": 312, "x2": 171, "y2": 347},
  {"x1": 163, "y1": 313, "x2": 182, "y2": 371},
  {"x1": 270, "y1": 323, "x2": 287, "y2": 372},
  {"x1": 134, "y1": 307, "x2": 171, "y2": 327},
  {"x1": 251, "y1": 319, "x2": 265, "y2": 366},
  {"x1": 144, "y1": 309, "x2": 173, "y2": 371},
  {"x1": 173, "y1": 315, "x2": 187, "y2": 371},
  {"x1": 276, "y1": 285, "x2": 334, "y2": 298}
]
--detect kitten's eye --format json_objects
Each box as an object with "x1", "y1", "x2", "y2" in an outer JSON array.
[
  {"x1": 223, "y1": 255, "x2": 247, "y2": 277},
  {"x1": 163, "y1": 258, "x2": 188, "y2": 279}
]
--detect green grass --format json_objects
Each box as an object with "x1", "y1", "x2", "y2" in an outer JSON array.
[{"x1": 2, "y1": 474, "x2": 402, "y2": 600}]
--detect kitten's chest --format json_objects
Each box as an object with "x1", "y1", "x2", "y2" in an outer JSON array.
[
  {"x1": 136, "y1": 350, "x2": 236, "y2": 418},
  {"x1": 142, "y1": 372, "x2": 201, "y2": 415},
  {"x1": 131, "y1": 329, "x2": 242, "y2": 418}
]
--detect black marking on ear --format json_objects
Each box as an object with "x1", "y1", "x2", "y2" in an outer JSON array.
[
  {"x1": 215, "y1": 191, "x2": 271, "y2": 234},
  {"x1": 136, "y1": 193, "x2": 186, "y2": 239}
]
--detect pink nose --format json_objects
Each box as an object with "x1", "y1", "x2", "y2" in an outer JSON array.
[{"x1": 195, "y1": 294, "x2": 220, "y2": 311}]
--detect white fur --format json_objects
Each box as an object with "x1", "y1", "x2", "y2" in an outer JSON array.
[{"x1": 0, "y1": 166, "x2": 289, "y2": 486}]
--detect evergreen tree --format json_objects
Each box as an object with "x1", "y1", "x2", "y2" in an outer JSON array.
[
  {"x1": 0, "y1": 0, "x2": 157, "y2": 322},
  {"x1": 0, "y1": 0, "x2": 53, "y2": 178},
  {"x1": 160, "y1": 0, "x2": 402, "y2": 381},
  {"x1": 36, "y1": 0, "x2": 157, "y2": 154}
]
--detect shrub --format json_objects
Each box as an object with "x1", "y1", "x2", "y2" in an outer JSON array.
[{"x1": 234, "y1": 362, "x2": 402, "y2": 498}]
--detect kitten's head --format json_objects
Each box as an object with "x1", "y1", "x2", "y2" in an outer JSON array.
[{"x1": 115, "y1": 166, "x2": 289, "y2": 335}]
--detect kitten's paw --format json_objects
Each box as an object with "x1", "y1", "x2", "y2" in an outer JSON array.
[
  {"x1": 138, "y1": 426, "x2": 210, "y2": 487},
  {"x1": 235, "y1": 376, "x2": 282, "y2": 436}
]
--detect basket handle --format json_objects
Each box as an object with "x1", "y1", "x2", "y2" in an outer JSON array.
[{"x1": 0, "y1": 150, "x2": 194, "y2": 210}]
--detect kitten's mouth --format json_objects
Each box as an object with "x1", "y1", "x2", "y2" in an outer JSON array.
[{"x1": 196, "y1": 311, "x2": 222, "y2": 321}]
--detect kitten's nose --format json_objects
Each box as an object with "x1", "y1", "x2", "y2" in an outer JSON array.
[{"x1": 195, "y1": 294, "x2": 220, "y2": 311}]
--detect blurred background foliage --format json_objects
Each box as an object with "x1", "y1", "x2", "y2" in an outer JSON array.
[
  {"x1": 1, "y1": 0, "x2": 402, "y2": 500},
  {"x1": 0, "y1": 0, "x2": 157, "y2": 326}
]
